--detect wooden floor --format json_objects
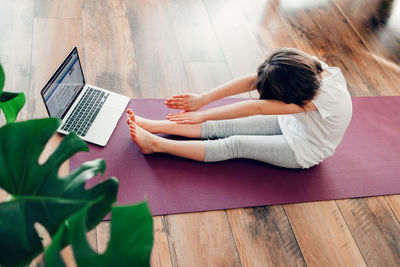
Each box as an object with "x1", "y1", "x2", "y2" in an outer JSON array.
[{"x1": 1, "y1": 0, "x2": 400, "y2": 266}]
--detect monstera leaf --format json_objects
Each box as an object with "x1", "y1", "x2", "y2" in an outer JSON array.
[
  {"x1": 0, "y1": 91, "x2": 26, "y2": 124},
  {"x1": 0, "y1": 118, "x2": 119, "y2": 266},
  {"x1": 45, "y1": 202, "x2": 153, "y2": 267},
  {"x1": 0, "y1": 64, "x2": 4, "y2": 90},
  {"x1": 0, "y1": 64, "x2": 26, "y2": 124}
]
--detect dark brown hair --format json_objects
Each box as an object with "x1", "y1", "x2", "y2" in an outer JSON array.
[{"x1": 255, "y1": 48, "x2": 323, "y2": 106}]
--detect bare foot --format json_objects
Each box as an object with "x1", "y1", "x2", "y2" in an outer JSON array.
[
  {"x1": 127, "y1": 118, "x2": 159, "y2": 154},
  {"x1": 126, "y1": 108, "x2": 158, "y2": 133}
]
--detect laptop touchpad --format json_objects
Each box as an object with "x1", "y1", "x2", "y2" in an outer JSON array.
[{"x1": 85, "y1": 106, "x2": 122, "y2": 146}]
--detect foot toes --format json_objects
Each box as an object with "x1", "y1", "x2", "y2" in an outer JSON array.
[
  {"x1": 129, "y1": 125, "x2": 136, "y2": 136},
  {"x1": 129, "y1": 121, "x2": 135, "y2": 127},
  {"x1": 126, "y1": 109, "x2": 135, "y2": 124},
  {"x1": 129, "y1": 121, "x2": 136, "y2": 130}
]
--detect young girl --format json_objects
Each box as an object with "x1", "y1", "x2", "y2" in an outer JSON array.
[{"x1": 126, "y1": 48, "x2": 352, "y2": 169}]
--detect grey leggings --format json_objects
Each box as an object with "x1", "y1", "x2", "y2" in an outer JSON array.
[{"x1": 201, "y1": 115, "x2": 301, "y2": 169}]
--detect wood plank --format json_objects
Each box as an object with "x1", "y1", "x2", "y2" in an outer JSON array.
[
  {"x1": 82, "y1": 0, "x2": 138, "y2": 98},
  {"x1": 165, "y1": 211, "x2": 241, "y2": 266},
  {"x1": 47, "y1": 134, "x2": 90, "y2": 267},
  {"x1": 160, "y1": 42, "x2": 241, "y2": 266},
  {"x1": 184, "y1": 61, "x2": 252, "y2": 98},
  {"x1": 96, "y1": 221, "x2": 110, "y2": 254},
  {"x1": 30, "y1": 134, "x2": 80, "y2": 266},
  {"x1": 150, "y1": 216, "x2": 173, "y2": 267},
  {"x1": 238, "y1": 0, "x2": 297, "y2": 50},
  {"x1": 1, "y1": 7, "x2": 87, "y2": 266},
  {"x1": 183, "y1": 62, "x2": 232, "y2": 93},
  {"x1": 332, "y1": 0, "x2": 400, "y2": 93},
  {"x1": 86, "y1": 228, "x2": 98, "y2": 253},
  {"x1": 124, "y1": 0, "x2": 189, "y2": 98},
  {"x1": 239, "y1": 2, "x2": 378, "y2": 265},
  {"x1": 60, "y1": 247, "x2": 76, "y2": 267},
  {"x1": 386, "y1": 195, "x2": 400, "y2": 223},
  {"x1": 337, "y1": 197, "x2": 400, "y2": 266},
  {"x1": 271, "y1": 2, "x2": 400, "y2": 264},
  {"x1": 34, "y1": 0, "x2": 82, "y2": 19},
  {"x1": 166, "y1": 0, "x2": 225, "y2": 62},
  {"x1": 0, "y1": 0, "x2": 34, "y2": 122},
  {"x1": 28, "y1": 17, "x2": 84, "y2": 266},
  {"x1": 0, "y1": 188, "x2": 7, "y2": 202},
  {"x1": 28, "y1": 15, "x2": 97, "y2": 266},
  {"x1": 28, "y1": 18, "x2": 84, "y2": 119},
  {"x1": 239, "y1": 0, "x2": 370, "y2": 101},
  {"x1": 269, "y1": 1, "x2": 365, "y2": 96},
  {"x1": 270, "y1": 3, "x2": 400, "y2": 264},
  {"x1": 29, "y1": 230, "x2": 80, "y2": 267},
  {"x1": 285, "y1": 201, "x2": 366, "y2": 266},
  {"x1": 227, "y1": 206, "x2": 306, "y2": 266},
  {"x1": 202, "y1": 0, "x2": 265, "y2": 77},
  {"x1": 31, "y1": 222, "x2": 51, "y2": 267},
  {"x1": 239, "y1": 0, "x2": 322, "y2": 65},
  {"x1": 271, "y1": 0, "x2": 398, "y2": 96},
  {"x1": 97, "y1": 216, "x2": 172, "y2": 266}
]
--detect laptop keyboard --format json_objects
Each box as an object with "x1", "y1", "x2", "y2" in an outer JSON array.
[{"x1": 61, "y1": 87, "x2": 109, "y2": 137}]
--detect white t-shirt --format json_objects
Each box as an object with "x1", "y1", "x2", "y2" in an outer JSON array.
[{"x1": 277, "y1": 59, "x2": 352, "y2": 168}]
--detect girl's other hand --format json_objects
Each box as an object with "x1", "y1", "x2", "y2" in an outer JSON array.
[
  {"x1": 167, "y1": 111, "x2": 205, "y2": 124},
  {"x1": 165, "y1": 93, "x2": 205, "y2": 111}
]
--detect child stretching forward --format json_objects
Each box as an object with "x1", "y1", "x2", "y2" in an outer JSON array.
[{"x1": 126, "y1": 48, "x2": 352, "y2": 169}]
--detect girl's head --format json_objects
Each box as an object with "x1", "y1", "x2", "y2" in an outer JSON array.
[{"x1": 255, "y1": 47, "x2": 323, "y2": 106}]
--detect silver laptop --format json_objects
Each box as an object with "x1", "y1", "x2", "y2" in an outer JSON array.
[{"x1": 41, "y1": 47, "x2": 130, "y2": 146}]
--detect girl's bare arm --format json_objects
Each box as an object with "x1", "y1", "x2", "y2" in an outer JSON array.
[
  {"x1": 167, "y1": 99, "x2": 317, "y2": 124},
  {"x1": 165, "y1": 74, "x2": 257, "y2": 111}
]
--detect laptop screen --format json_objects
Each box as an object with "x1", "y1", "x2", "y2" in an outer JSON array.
[{"x1": 41, "y1": 48, "x2": 85, "y2": 118}]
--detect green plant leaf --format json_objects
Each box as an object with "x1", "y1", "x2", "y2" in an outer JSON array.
[
  {"x1": 45, "y1": 202, "x2": 153, "y2": 267},
  {"x1": 0, "y1": 91, "x2": 26, "y2": 123},
  {"x1": 0, "y1": 64, "x2": 26, "y2": 124},
  {"x1": 0, "y1": 118, "x2": 119, "y2": 266},
  {"x1": 0, "y1": 64, "x2": 5, "y2": 93}
]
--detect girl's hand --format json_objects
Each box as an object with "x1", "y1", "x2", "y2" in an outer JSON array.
[
  {"x1": 167, "y1": 111, "x2": 205, "y2": 124},
  {"x1": 165, "y1": 93, "x2": 205, "y2": 111}
]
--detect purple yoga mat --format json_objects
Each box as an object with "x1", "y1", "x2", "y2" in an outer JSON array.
[{"x1": 70, "y1": 97, "x2": 400, "y2": 217}]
